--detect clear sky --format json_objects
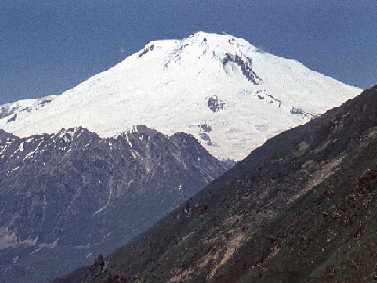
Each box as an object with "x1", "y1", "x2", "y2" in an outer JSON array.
[{"x1": 0, "y1": 0, "x2": 376, "y2": 104}]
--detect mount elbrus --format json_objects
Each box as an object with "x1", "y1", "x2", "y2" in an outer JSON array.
[{"x1": 0, "y1": 32, "x2": 359, "y2": 160}]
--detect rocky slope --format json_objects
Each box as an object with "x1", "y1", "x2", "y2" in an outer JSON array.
[
  {"x1": 0, "y1": 126, "x2": 228, "y2": 283},
  {"x1": 0, "y1": 32, "x2": 359, "y2": 160},
  {"x1": 56, "y1": 86, "x2": 377, "y2": 283}
]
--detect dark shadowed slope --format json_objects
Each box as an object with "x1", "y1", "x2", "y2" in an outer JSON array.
[
  {"x1": 56, "y1": 86, "x2": 377, "y2": 283},
  {"x1": 0, "y1": 126, "x2": 228, "y2": 283}
]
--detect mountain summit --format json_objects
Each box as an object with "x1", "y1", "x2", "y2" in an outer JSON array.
[{"x1": 0, "y1": 32, "x2": 360, "y2": 160}]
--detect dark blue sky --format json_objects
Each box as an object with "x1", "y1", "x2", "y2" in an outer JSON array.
[{"x1": 0, "y1": 0, "x2": 376, "y2": 104}]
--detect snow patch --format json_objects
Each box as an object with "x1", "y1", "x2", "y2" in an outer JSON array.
[{"x1": 0, "y1": 227, "x2": 38, "y2": 250}]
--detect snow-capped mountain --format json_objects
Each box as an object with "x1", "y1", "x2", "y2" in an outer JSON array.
[{"x1": 0, "y1": 32, "x2": 360, "y2": 160}]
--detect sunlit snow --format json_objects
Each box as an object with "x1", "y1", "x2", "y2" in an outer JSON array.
[{"x1": 0, "y1": 32, "x2": 360, "y2": 160}]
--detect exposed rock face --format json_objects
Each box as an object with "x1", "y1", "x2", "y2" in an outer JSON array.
[
  {"x1": 57, "y1": 86, "x2": 377, "y2": 283},
  {"x1": 222, "y1": 53, "x2": 262, "y2": 85},
  {"x1": 207, "y1": 96, "x2": 225, "y2": 113},
  {"x1": 0, "y1": 105, "x2": 18, "y2": 119},
  {"x1": 0, "y1": 126, "x2": 229, "y2": 283}
]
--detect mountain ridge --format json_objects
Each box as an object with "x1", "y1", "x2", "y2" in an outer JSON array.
[{"x1": 0, "y1": 126, "x2": 229, "y2": 283}]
